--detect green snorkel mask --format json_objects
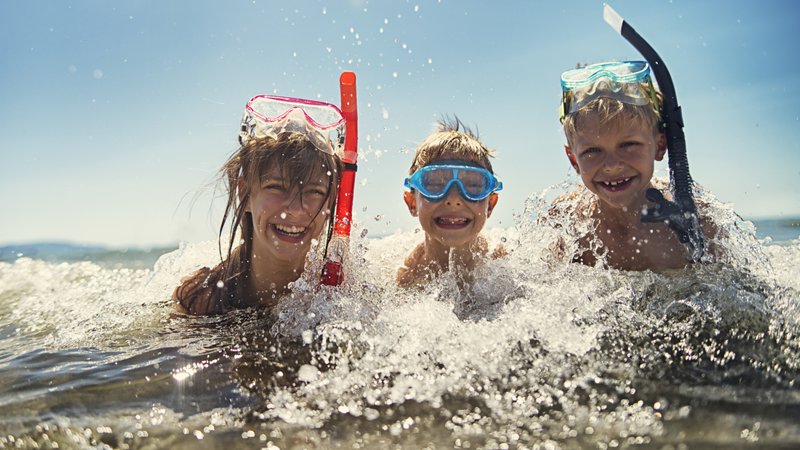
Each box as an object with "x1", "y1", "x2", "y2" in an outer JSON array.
[{"x1": 559, "y1": 61, "x2": 661, "y2": 124}]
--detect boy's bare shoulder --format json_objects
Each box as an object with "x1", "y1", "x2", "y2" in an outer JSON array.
[
  {"x1": 491, "y1": 243, "x2": 508, "y2": 259},
  {"x1": 546, "y1": 190, "x2": 592, "y2": 222},
  {"x1": 693, "y1": 199, "x2": 724, "y2": 260},
  {"x1": 396, "y1": 243, "x2": 428, "y2": 288}
]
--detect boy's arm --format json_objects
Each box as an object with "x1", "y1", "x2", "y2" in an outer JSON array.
[
  {"x1": 396, "y1": 244, "x2": 428, "y2": 288},
  {"x1": 687, "y1": 197, "x2": 723, "y2": 262},
  {"x1": 541, "y1": 192, "x2": 595, "y2": 267}
]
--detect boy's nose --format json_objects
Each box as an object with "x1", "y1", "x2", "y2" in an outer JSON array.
[
  {"x1": 443, "y1": 184, "x2": 463, "y2": 206},
  {"x1": 603, "y1": 154, "x2": 624, "y2": 172}
]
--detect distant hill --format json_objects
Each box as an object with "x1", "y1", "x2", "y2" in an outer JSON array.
[
  {"x1": 0, "y1": 242, "x2": 177, "y2": 269},
  {"x1": 0, "y1": 242, "x2": 105, "y2": 260}
]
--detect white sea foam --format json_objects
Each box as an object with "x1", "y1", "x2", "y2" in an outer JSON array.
[{"x1": 0, "y1": 187, "x2": 798, "y2": 448}]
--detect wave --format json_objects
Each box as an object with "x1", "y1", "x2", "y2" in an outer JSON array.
[{"x1": 1, "y1": 188, "x2": 799, "y2": 448}]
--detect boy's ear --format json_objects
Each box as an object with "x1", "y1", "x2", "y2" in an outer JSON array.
[
  {"x1": 655, "y1": 133, "x2": 667, "y2": 161},
  {"x1": 237, "y1": 178, "x2": 250, "y2": 212},
  {"x1": 565, "y1": 145, "x2": 580, "y2": 173},
  {"x1": 487, "y1": 193, "x2": 499, "y2": 217},
  {"x1": 403, "y1": 191, "x2": 417, "y2": 216}
]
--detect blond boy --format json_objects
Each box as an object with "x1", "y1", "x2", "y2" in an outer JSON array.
[
  {"x1": 555, "y1": 61, "x2": 715, "y2": 271},
  {"x1": 397, "y1": 120, "x2": 504, "y2": 287}
]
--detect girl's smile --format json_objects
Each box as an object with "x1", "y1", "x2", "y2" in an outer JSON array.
[{"x1": 270, "y1": 223, "x2": 310, "y2": 243}]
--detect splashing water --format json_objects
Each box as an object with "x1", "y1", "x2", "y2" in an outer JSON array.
[{"x1": 1, "y1": 187, "x2": 799, "y2": 449}]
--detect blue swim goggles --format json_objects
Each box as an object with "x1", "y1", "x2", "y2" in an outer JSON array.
[{"x1": 404, "y1": 164, "x2": 503, "y2": 202}]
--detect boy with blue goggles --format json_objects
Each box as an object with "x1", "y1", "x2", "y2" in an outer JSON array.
[
  {"x1": 404, "y1": 162, "x2": 503, "y2": 202},
  {"x1": 397, "y1": 119, "x2": 505, "y2": 289}
]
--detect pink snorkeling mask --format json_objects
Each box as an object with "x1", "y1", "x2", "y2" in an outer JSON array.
[{"x1": 239, "y1": 95, "x2": 346, "y2": 155}]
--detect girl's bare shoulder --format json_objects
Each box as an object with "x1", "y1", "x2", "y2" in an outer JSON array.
[{"x1": 173, "y1": 266, "x2": 224, "y2": 315}]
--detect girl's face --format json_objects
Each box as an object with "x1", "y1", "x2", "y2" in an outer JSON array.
[{"x1": 243, "y1": 165, "x2": 333, "y2": 267}]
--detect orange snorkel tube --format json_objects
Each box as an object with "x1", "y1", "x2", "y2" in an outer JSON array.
[{"x1": 321, "y1": 71, "x2": 358, "y2": 286}]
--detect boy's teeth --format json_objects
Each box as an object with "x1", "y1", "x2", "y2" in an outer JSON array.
[
  {"x1": 275, "y1": 224, "x2": 305, "y2": 234},
  {"x1": 437, "y1": 217, "x2": 468, "y2": 225},
  {"x1": 603, "y1": 177, "x2": 632, "y2": 187}
]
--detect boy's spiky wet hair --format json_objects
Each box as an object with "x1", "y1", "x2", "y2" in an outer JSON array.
[{"x1": 408, "y1": 116, "x2": 495, "y2": 174}]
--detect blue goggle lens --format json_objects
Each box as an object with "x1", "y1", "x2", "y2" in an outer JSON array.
[{"x1": 404, "y1": 165, "x2": 502, "y2": 201}]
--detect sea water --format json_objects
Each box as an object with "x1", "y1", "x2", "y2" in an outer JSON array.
[{"x1": 1, "y1": 191, "x2": 799, "y2": 449}]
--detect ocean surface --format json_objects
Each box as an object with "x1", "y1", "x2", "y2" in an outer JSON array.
[{"x1": 1, "y1": 208, "x2": 798, "y2": 449}]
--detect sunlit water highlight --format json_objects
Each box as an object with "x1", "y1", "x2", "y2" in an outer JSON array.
[{"x1": 1, "y1": 189, "x2": 799, "y2": 449}]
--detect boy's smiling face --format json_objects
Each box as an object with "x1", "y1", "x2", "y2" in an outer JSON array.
[
  {"x1": 403, "y1": 158, "x2": 498, "y2": 249},
  {"x1": 566, "y1": 115, "x2": 666, "y2": 212}
]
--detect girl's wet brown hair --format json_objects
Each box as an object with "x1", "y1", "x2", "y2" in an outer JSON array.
[{"x1": 217, "y1": 132, "x2": 343, "y2": 297}]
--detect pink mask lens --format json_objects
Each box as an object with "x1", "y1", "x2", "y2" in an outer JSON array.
[{"x1": 239, "y1": 95, "x2": 345, "y2": 155}]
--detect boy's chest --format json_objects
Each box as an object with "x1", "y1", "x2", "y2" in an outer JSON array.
[{"x1": 595, "y1": 224, "x2": 688, "y2": 271}]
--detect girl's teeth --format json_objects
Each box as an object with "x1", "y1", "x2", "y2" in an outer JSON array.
[{"x1": 275, "y1": 224, "x2": 305, "y2": 234}]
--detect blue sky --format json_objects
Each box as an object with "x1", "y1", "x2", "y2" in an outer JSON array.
[{"x1": 1, "y1": 0, "x2": 798, "y2": 247}]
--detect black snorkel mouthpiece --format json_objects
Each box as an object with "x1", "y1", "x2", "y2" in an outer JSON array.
[{"x1": 603, "y1": 3, "x2": 705, "y2": 263}]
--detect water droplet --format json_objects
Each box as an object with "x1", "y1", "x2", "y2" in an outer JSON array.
[
  {"x1": 297, "y1": 364, "x2": 320, "y2": 382},
  {"x1": 280, "y1": 212, "x2": 287, "y2": 219},
  {"x1": 360, "y1": 229, "x2": 369, "y2": 238}
]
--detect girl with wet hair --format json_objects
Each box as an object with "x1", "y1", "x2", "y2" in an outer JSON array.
[{"x1": 174, "y1": 115, "x2": 343, "y2": 315}]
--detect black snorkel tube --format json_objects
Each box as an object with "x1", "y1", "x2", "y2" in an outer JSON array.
[{"x1": 603, "y1": 4, "x2": 705, "y2": 263}]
